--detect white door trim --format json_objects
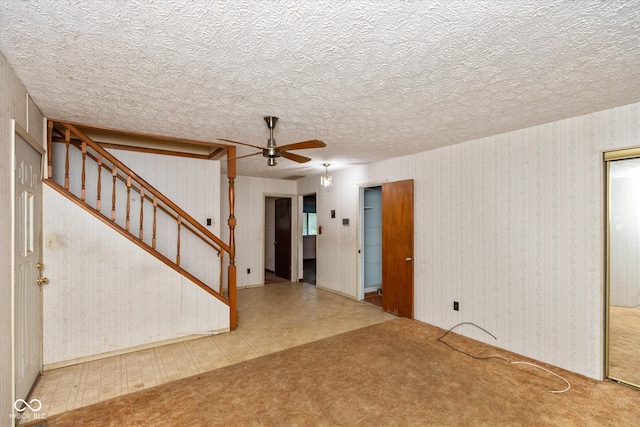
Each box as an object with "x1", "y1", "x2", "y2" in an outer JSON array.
[{"x1": 356, "y1": 180, "x2": 387, "y2": 301}]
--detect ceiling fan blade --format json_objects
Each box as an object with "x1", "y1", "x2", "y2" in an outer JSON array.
[
  {"x1": 280, "y1": 139, "x2": 326, "y2": 151},
  {"x1": 227, "y1": 151, "x2": 262, "y2": 161},
  {"x1": 281, "y1": 151, "x2": 312, "y2": 163},
  {"x1": 218, "y1": 138, "x2": 264, "y2": 150}
]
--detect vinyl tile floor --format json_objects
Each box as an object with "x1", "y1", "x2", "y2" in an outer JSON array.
[{"x1": 23, "y1": 282, "x2": 395, "y2": 422}]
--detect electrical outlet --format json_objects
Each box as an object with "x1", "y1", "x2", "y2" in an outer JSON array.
[{"x1": 453, "y1": 301, "x2": 459, "y2": 311}]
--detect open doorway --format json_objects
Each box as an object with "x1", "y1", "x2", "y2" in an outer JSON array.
[
  {"x1": 302, "y1": 194, "x2": 317, "y2": 285},
  {"x1": 360, "y1": 185, "x2": 383, "y2": 307},
  {"x1": 264, "y1": 196, "x2": 292, "y2": 283}
]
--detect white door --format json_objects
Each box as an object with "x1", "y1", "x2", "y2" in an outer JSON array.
[{"x1": 14, "y1": 131, "x2": 44, "y2": 400}]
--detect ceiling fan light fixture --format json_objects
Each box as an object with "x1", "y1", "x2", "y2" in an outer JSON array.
[
  {"x1": 268, "y1": 157, "x2": 277, "y2": 167},
  {"x1": 320, "y1": 163, "x2": 333, "y2": 187}
]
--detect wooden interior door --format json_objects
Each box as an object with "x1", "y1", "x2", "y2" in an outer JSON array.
[
  {"x1": 15, "y1": 131, "x2": 44, "y2": 401},
  {"x1": 274, "y1": 198, "x2": 292, "y2": 280},
  {"x1": 382, "y1": 179, "x2": 414, "y2": 317}
]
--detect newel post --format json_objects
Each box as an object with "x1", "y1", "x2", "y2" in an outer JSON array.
[{"x1": 227, "y1": 146, "x2": 237, "y2": 330}]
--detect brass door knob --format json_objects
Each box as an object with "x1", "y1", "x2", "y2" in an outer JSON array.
[{"x1": 37, "y1": 277, "x2": 49, "y2": 285}]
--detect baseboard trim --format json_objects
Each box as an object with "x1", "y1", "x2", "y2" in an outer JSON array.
[
  {"x1": 315, "y1": 284, "x2": 359, "y2": 301},
  {"x1": 43, "y1": 329, "x2": 229, "y2": 371},
  {"x1": 237, "y1": 283, "x2": 265, "y2": 289}
]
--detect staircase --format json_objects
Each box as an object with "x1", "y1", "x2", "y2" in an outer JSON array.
[{"x1": 45, "y1": 120, "x2": 238, "y2": 329}]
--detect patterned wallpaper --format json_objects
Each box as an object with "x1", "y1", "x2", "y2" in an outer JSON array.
[
  {"x1": 111, "y1": 149, "x2": 222, "y2": 288},
  {"x1": 220, "y1": 175, "x2": 297, "y2": 288},
  {"x1": 298, "y1": 101, "x2": 640, "y2": 380},
  {"x1": 42, "y1": 149, "x2": 228, "y2": 365},
  {"x1": 112, "y1": 149, "x2": 221, "y2": 237},
  {"x1": 42, "y1": 186, "x2": 229, "y2": 365}
]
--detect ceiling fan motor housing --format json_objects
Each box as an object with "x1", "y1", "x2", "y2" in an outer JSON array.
[{"x1": 263, "y1": 147, "x2": 280, "y2": 158}]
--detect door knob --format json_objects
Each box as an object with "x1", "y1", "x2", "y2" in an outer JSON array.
[
  {"x1": 404, "y1": 257, "x2": 413, "y2": 262},
  {"x1": 36, "y1": 262, "x2": 48, "y2": 284}
]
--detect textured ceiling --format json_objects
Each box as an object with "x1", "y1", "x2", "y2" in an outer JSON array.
[{"x1": 1, "y1": 1, "x2": 640, "y2": 179}]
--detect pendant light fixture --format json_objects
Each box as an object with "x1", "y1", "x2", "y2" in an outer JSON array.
[{"x1": 320, "y1": 163, "x2": 333, "y2": 187}]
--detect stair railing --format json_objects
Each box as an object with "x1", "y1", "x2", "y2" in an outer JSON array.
[{"x1": 45, "y1": 120, "x2": 237, "y2": 328}]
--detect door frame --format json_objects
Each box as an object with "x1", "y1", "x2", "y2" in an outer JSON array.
[
  {"x1": 357, "y1": 181, "x2": 386, "y2": 301},
  {"x1": 262, "y1": 193, "x2": 298, "y2": 284},
  {"x1": 11, "y1": 120, "x2": 46, "y2": 408},
  {"x1": 603, "y1": 147, "x2": 640, "y2": 387}
]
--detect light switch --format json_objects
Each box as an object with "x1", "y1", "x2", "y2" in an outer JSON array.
[{"x1": 46, "y1": 235, "x2": 56, "y2": 248}]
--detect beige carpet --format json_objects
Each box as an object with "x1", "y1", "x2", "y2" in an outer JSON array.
[{"x1": 35, "y1": 319, "x2": 640, "y2": 426}]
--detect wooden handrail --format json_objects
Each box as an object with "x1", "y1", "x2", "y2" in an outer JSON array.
[
  {"x1": 51, "y1": 138, "x2": 224, "y2": 253},
  {"x1": 54, "y1": 122, "x2": 232, "y2": 254}
]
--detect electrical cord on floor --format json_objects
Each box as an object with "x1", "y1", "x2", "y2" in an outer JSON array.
[
  {"x1": 437, "y1": 322, "x2": 510, "y2": 363},
  {"x1": 437, "y1": 322, "x2": 571, "y2": 394}
]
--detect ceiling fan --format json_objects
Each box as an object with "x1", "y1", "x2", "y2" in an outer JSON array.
[{"x1": 219, "y1": 116, "x2": 326, "y2": 166}]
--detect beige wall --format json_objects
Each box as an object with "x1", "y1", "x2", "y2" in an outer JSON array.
[
  {"x1": 42, "y1": 151, "x2": 229, "y2": 366},
  {"x1": 1, "y1": 52, "x2": 45, "y2": 425},
  {"x1": 226, "y1": 102, "x2": 640, "y2": 381},
  {"x1": 221, "y1": 175, "x2": 297, "y2": 287},
  {"x1": 297, "y1": 101, "x2": 640, "y2": 380}
]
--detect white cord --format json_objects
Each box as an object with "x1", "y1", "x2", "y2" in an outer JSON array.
[
  {"x1": 510, "y1": 361, "x2": 571, "y2": 393},
  {"x1": 438, "y1": 323, "x2": 572, "y2": 394}
]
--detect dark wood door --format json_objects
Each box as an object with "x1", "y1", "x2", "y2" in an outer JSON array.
[
  {"x1": 274, "y1": 198, "x2": 292, "y2": 280},
  {"x1": 382, "y1": 179, "x2": 414, "y2": 317}
]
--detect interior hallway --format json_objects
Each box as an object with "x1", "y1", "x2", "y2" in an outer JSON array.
[{"x1": 23, "y1": 282, "x2": 394, "y2": 421}]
